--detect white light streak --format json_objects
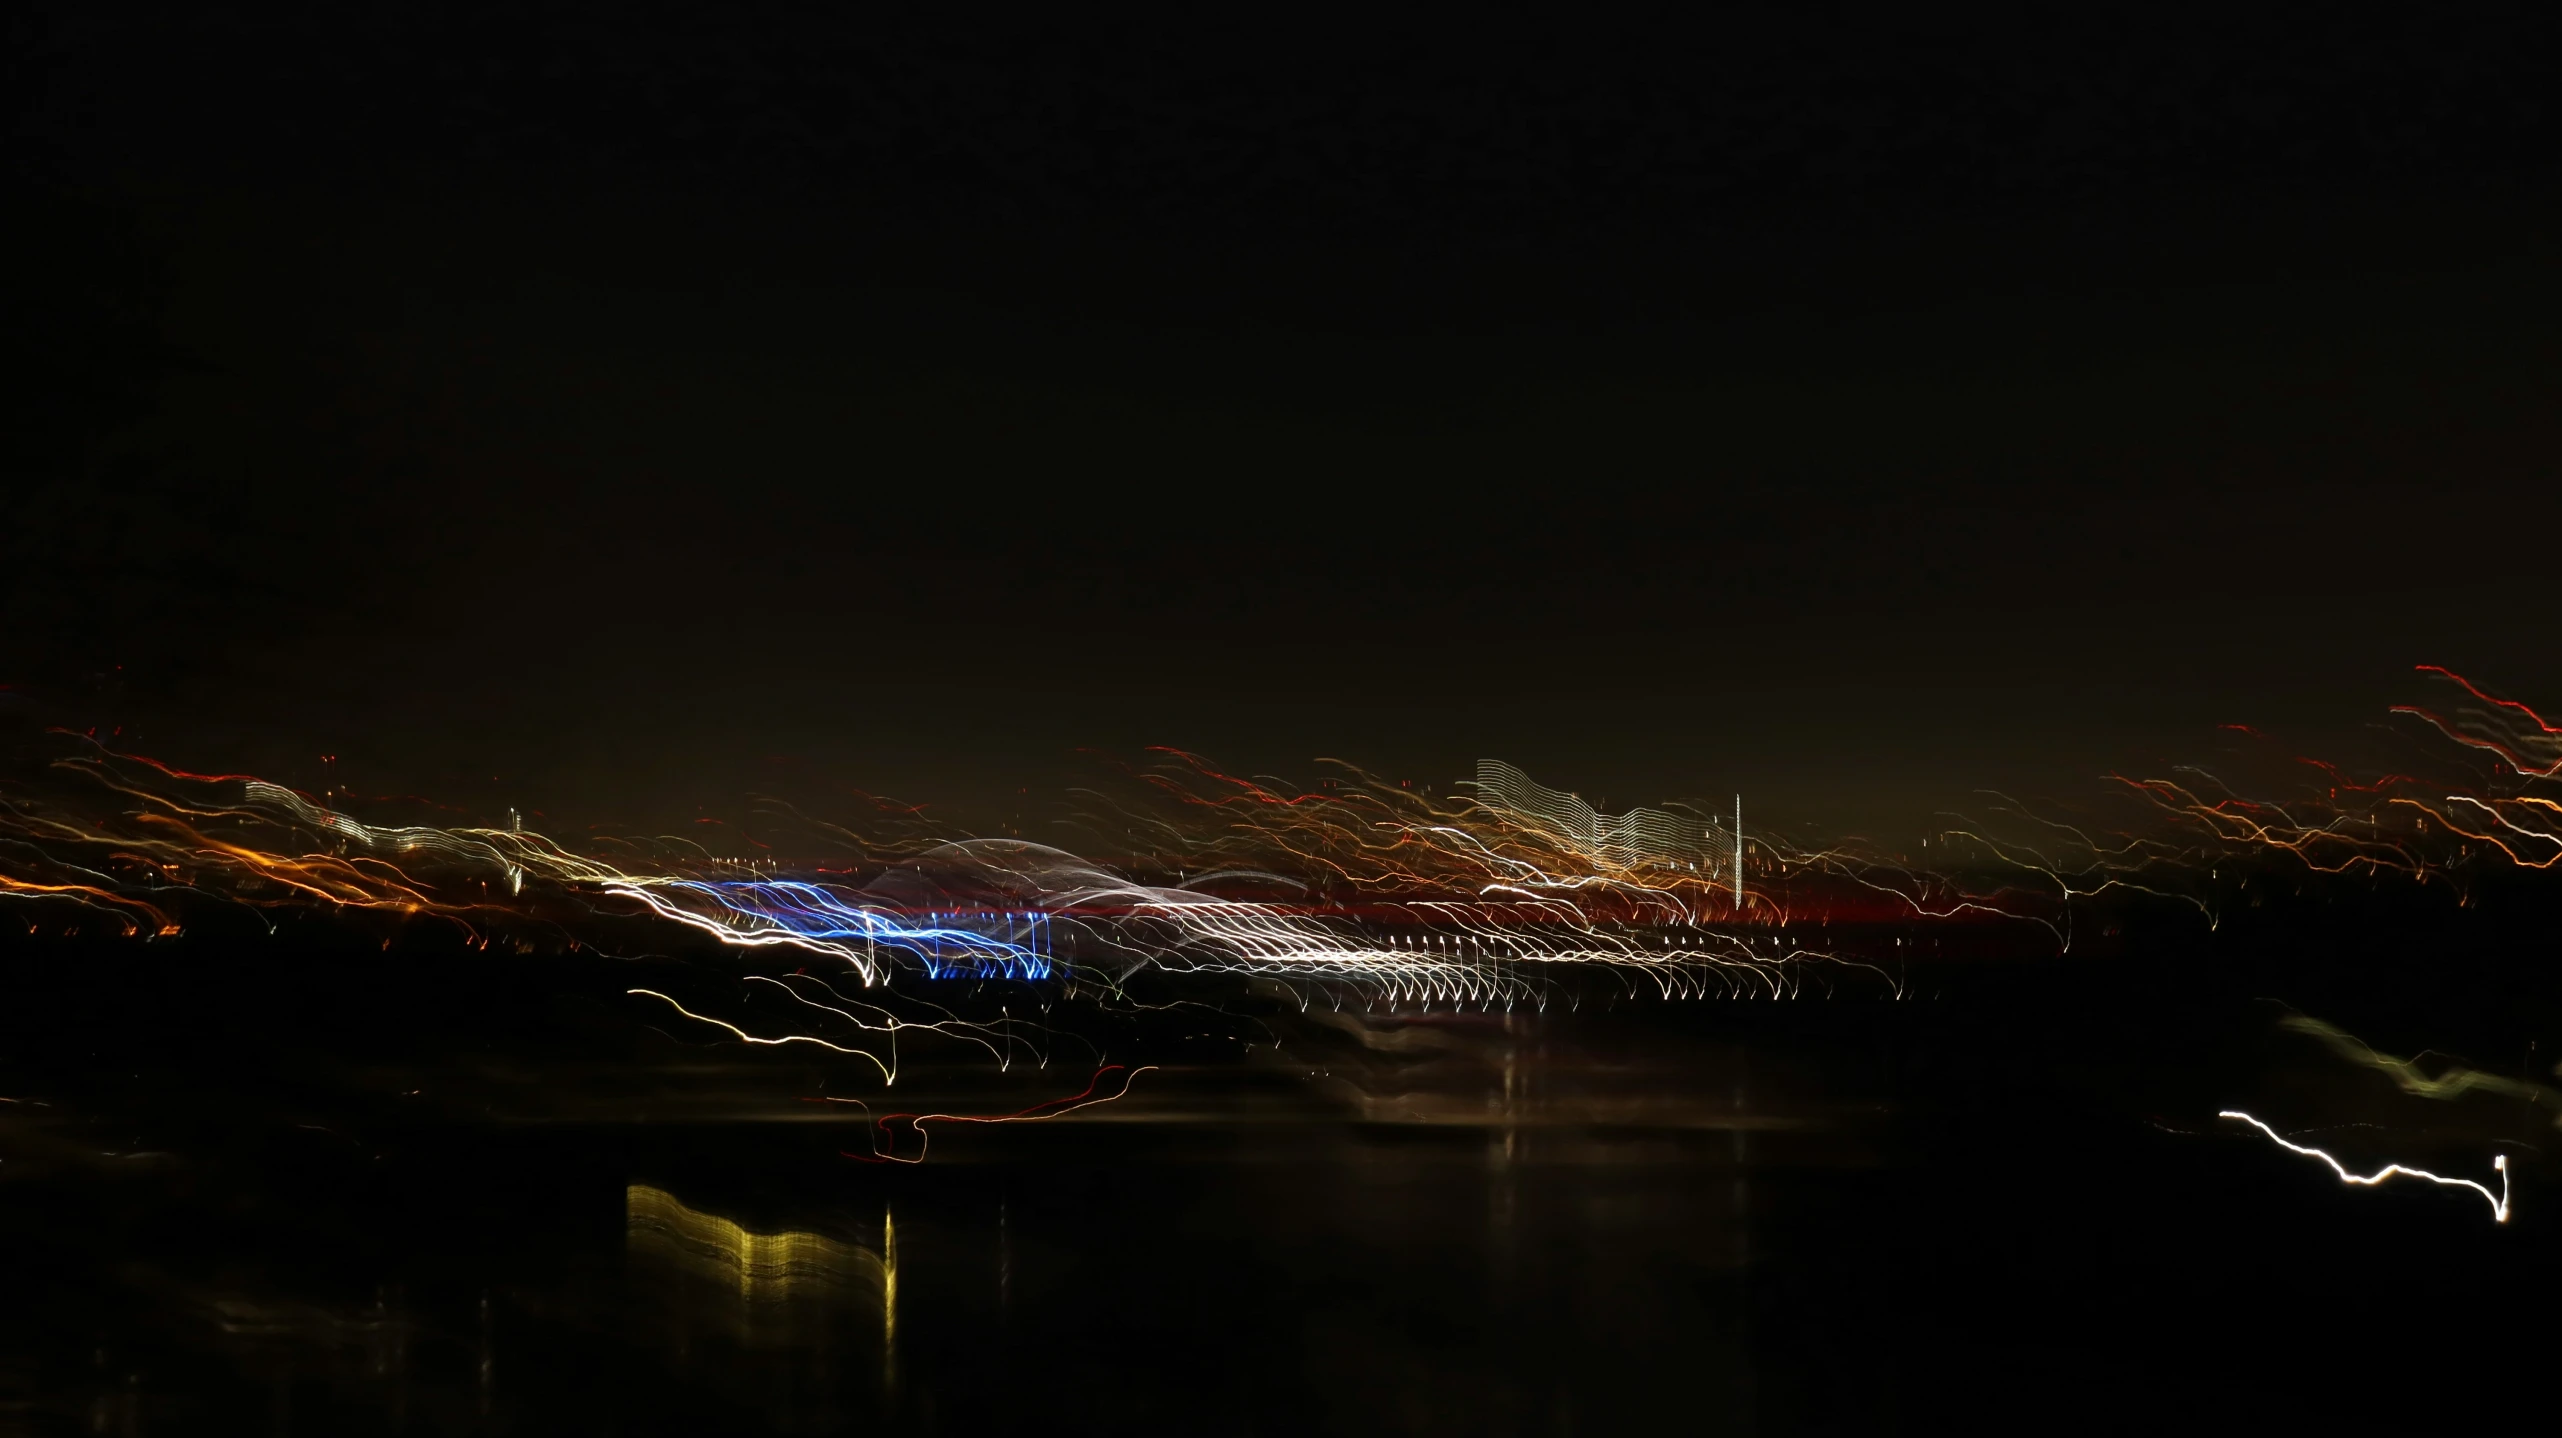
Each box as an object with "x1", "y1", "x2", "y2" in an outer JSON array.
[
  {"x1": 629, "y1": 988, "x2": 894, "y2": 1083},
  {"x1": 2218, "y1": 1109, "x2": 2510, "y2": 1223}
]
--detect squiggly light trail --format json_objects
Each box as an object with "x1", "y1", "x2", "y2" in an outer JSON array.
[
  {"x1": 1, "y1": 736, "x2": 1976, "y2": 1011},
  {"x1": 817, "y1": 1063, "x2": 1158, "y2": 1164},
  {"x1": 610, "y1": 882, "x2": 1051, "y2": 981},
  {"x1": 627, "y1": 988, "x2": 895, "y2": 1082},
  {"x1": 13, "y1": 666, "x2": 2558, "y2": 1002},
  {"x1": 2219, "y1": 1110, "x2": 2511, "y2": 1223},
  {"x1": 2106, "y1": 666, "x2": 2562, "y2": 884}
]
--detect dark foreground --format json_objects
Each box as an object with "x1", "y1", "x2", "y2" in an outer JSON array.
[{"x1": 0, "y1": 891, "x2": 2554, "y2": 1434}]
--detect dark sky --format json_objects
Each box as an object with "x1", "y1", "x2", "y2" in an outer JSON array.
[{"x1": 9, "y1": 12, "x2": 2562, "y2": 839}]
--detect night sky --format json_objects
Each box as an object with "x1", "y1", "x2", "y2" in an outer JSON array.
[{"x1": 11, "y1": 12, "x2": 2562, "y2": 840}]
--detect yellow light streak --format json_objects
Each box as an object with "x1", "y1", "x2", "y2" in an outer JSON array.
[{"x1": 625, "y1": 1184, "x2": 890, "y2": 1301}]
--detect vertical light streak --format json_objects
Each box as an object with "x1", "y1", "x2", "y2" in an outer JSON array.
[
  {"x1": 2218, "y1": 1110, "x2": 2510, "y2": 1223},
  {"x1": 1734, "y1": 794, "x2": 1744, "y2": 908},
  {"x1": 882, "y1": 1204, "x2": 899, "y2": 1397}
]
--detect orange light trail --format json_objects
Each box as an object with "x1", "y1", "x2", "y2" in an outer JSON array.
[{"x1": 822, "y1": 1063, "x2": 1159, "y2": 1164}]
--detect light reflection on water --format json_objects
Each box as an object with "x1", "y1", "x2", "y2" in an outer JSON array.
[
  {"x1": 622, "y1": 1184, "x2": 895, "y2": 1433},
  {"x1": 0, "y1": 982, "x2": 2552, "y2": 1434}
]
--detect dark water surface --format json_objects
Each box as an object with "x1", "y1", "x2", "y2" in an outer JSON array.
[{"x1": 0, "y1": 925, "x2": 2553, "y2": 1434}]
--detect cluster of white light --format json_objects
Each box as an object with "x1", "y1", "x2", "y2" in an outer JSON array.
[
  {"x1": 1119, "y1": 897, "x2": 1807, "y2": 1005},
  {"x1": 42, "y1": 756, "x2": 1851, "y2": 1010}
]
